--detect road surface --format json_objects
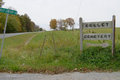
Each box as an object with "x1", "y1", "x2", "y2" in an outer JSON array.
[
  {"x1": 0, "y1": 32, "x2": 42, "y2": 39},
  {"x1": 0, "y1": 72, "x2": 120, "y2": 80},
  {"x1": 0, "y1": 33, "x2": 25, "y2": 39}
]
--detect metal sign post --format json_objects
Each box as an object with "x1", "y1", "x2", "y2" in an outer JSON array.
[
  {"x1": 0, "y1": 14, "x2": 9, "y2": 59},
  {"x1": 0, "y1": 8, "x2": 17, "y2": 59}
]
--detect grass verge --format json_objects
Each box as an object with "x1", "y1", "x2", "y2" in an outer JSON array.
[{"x1": 0, "y1": 29, "x2": 120, "y2": 74}]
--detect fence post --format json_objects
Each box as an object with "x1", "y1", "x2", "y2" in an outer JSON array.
[
  {"x1": 52, "y1": 33, "x2": 56, "y2": 54},
  {"x1": 40, "y1": 35, "x2": 46, "y2": 57}
]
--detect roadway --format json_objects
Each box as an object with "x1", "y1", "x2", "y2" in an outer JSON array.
[
  {"x1": 0, "y1": 72, "x2": 120, "y2": 80},
  {"x1": 0, "y1": 33, "x2": 25, "y2": 39},
  {"x1": 0, "y1": 32, "x2": 42, "y2": 39}
]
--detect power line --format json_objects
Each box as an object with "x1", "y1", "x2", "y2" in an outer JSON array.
[{"x1": 75, "y1": 0, "x2": 83, "y2": 26}]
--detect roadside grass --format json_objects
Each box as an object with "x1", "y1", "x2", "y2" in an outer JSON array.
[{"x1": 0, "y1": 28, "x2": 120, "y2": 73}]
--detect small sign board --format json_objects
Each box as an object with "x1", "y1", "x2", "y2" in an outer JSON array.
[
  {"x1": 83, "y1": 33, "x2": 112, "y2": 40},
  {"x1": 83, "y1": 21, "x2": 112, "y2": 29},
  {"x1": 86, "y1": 43, "x2": 109, "y2": 48},
  {"x1": 0, "y1": 7, "x2": 17, "y2": 15}
]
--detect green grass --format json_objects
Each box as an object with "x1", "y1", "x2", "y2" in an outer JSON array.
[{"x1": 0, "y1": 28, "x2": 120, "y2": 73}]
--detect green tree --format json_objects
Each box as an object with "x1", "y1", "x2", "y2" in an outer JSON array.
[
  {"x1": 17, "y1": 14, "x2": 26, "y2": 32},
  {"x1": 18, "y1": 14, "x2": 37, "y2": 32},
  {"x1": 15, "y1": 15, "x2": 22, "y2": 32},
  {"x1": 0, "y1": 13, "x2": 6, "y2": 33},
  {"x1": 0, "y1": 0, "x2": 4, "y2": 7},
  {"x1": 40, "y1": 27, "x2": 43, "y2": 31},
  {"x1": 34, "y1": 25, "x2": 40, "y2": 31},
  {"x1": 6, "y1": 15, "x2": 21, "y2": 33},
  {"x1": 23, "y1": 14, "x2": 33, "y2": 32},
  {"x1": 30, "y1": 21, "x2": 35, "y2": 31},
  {"x1": 49, "y1": 19, "x2": 57, "y2": 30}
]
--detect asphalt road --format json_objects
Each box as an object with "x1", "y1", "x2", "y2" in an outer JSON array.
[
  {"x1": 0, "y1": 72, "x2": 120, "y2": 80},
  {"x1": 0, "y1": 33, "x2": 25, "y2": 39},
  {"x1": 0, "y1": 32, "x2": 42, "y2": 39}
]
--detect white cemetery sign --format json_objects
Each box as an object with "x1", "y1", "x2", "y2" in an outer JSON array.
[{"x1": 79, "y1": 15, "x2": 115, "y2": 56}]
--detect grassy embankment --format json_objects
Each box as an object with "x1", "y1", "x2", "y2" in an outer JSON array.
[{"x1": 0, "y1": 28, "x2": 120, "y2": 74}]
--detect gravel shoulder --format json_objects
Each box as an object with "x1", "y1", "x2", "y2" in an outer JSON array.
[{"x1": 0, "y1": 72, "x2": 120, "y2": 80}]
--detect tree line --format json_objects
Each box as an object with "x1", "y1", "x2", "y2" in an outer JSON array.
[
  {"x1": 49, "y1": 18, "x2": 75, "y2": 30},
  {"x1": 0, "y1": 0, "x2": 41, "y2": 33}
]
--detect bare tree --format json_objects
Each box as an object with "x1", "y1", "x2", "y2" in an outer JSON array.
[
  {"x1": 66, "y1": 18, "x2": 75, "y2": 30},
  {"x1": 57, "y1": 19, "x2": 64, "y2": 30}
]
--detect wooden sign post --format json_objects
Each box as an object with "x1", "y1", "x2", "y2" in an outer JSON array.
[
  {"x1": 112, "y1": 15, "x2": 115, "y2": 56},
  {"x1": 79, "y1": 15, "x2": 115, "y2": 56}
]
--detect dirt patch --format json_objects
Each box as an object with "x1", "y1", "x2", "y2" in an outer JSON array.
[{"x1": 24, "y1": 34, "x2": 38, "y2": 46}]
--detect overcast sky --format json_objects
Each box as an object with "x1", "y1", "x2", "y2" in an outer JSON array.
[{"x1": 2, "y1": 0, "x2": 120, "y2": 30}]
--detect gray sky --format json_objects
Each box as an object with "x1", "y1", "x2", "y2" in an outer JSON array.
[{"x1": 2, "y1": 0, "x2": 120, "y2": 30}]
